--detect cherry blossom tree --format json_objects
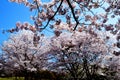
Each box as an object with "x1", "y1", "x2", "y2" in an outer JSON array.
[
  {"x1": 6, "y1": 0, "x2": 120, "y2": 57},
  {"x1": 47, "y1": 31, "x2": 120, "y2": 80},
  {"x1": 1, "y1": 30, "x2": 51, "y2": 80},
  {"x1": 7, "y1": 0, "x2": 120, "y2": 33},
  {"x1": 1, "y1": 0, "x2": 120, "y2": 79},
  {"x1": 0, "y1": 54, "x2": 6, "y2": 77}
]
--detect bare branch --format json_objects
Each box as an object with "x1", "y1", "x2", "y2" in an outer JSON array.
[{"x1": 66, "y1": 0, "x2": 79, "y2": 30}]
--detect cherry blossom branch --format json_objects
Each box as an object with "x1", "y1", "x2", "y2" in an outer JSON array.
[
  {"x1": 35, "y1": 0, "x2": 63, "y2": 31},
  {"x1": 35, "y1": 1, "x2": 41, "y2": 13},
  {"x1": 43, "y1": 0, "x2": 63, "y2": 29},
  {"x1": 66, "y1": 0, "x2": 79, "y2": 31}
]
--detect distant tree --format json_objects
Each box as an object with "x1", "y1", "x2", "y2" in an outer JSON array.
[{"x1": 1, "y1": 30, "x2": 51, "y2": 80}]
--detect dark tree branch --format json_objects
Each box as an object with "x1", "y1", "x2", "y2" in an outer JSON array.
[
  {"x1": 35, "y1": 0, "x2": 63, "y2": 31},
  {"x1": 35, "y1": 1, "x2": 41, "y2": 13},
  {"x1": 43, "y1": 0, "x2": 63, "y2": 29},
  {"x1": 66, "y1": 0, "x2": 79, "y2": 31}
]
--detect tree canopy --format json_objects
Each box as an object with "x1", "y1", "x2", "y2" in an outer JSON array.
[{"x1": 8, "y1": 0, "x2": 120, "y2": 32}]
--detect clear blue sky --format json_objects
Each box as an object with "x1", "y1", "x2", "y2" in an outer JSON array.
[{"x1": 0, "y1": 0, "x2": 34, "y2": 45}]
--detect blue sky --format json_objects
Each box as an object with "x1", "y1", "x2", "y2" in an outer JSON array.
[{"x1": 0, "y1": 0, "x2": 34, "y2": 45}]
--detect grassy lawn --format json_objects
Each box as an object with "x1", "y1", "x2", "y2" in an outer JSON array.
[
  {"x1": 0, "y1": 77, "x2": 24, "y2": 80},
  {"x1": 0, "y1": 78, "x2": 12, "y2": 80}
]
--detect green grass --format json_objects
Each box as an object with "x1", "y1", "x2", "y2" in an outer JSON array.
[
  {"x1": 0, "y1": 77, "x2": 13, "y2": 80},
  {"x1": 0, "y1": 77, "x2": 24, "y2": 80}
]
